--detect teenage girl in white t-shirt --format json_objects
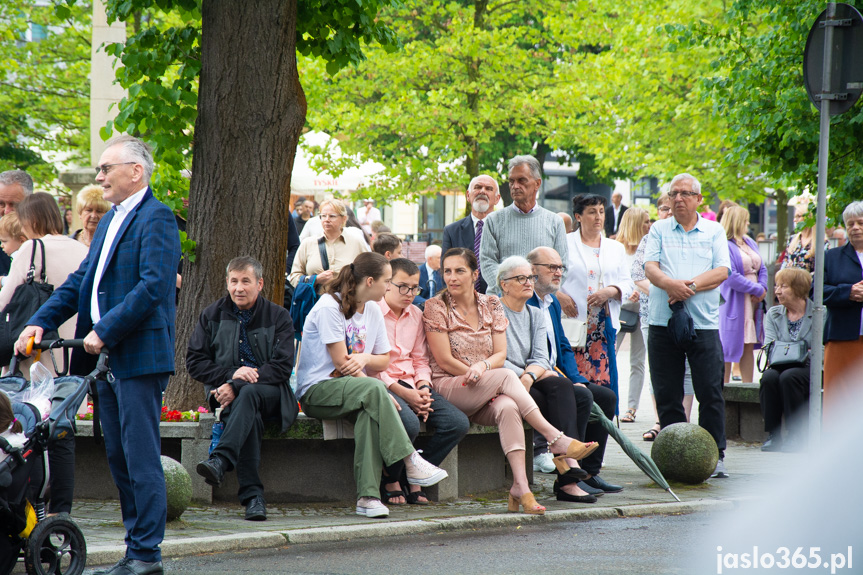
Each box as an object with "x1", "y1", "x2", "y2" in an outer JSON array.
[{"x1": 295, "y1": 252, "x2": 448, "y2": 518}]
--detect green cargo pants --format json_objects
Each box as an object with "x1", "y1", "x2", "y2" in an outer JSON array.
[{"x1": 300, "y1": 376, "x2": 416, "y2": 499}]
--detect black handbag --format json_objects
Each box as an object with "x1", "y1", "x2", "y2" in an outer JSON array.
[
  {"x1": 618, "y1": 307, "x2": 639, "y2": 333},
  {"x1": 757, "y1": 340, "x2": 809, "y2": 371},
  {"x1": 0, "y1": 239, "x2": 57, "y2": 364}
]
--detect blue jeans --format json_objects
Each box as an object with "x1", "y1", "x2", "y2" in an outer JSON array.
[
  {"x1": 384, "y1": 385, "x2": 470, "y2": 479},
  {"x1": 648, "y1": 326, "x2": 726, "y2": 454},
  {"x1": 97, "y1": 373, "x2": 168, "y2": 562}
]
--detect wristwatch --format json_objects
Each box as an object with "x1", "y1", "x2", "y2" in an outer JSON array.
[
  {"x1": 526, "y1": 371, "x2": 538, "y2": 383},
  {"x1": 688, "y1": 281, "x2": 697, "y2": 292}
]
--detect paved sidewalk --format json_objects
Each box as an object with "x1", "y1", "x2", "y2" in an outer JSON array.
[{"x1": 15, "y1": 346, "x2": 792, "y2": 570}]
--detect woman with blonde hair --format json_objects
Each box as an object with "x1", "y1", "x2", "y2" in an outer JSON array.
[
  {"x1": 615, "y1": 207, "x2": 650, "y2": 423},
  {"x1": 782, "y1": 204, "x2": 828, "y2": 274},
  {"x1": 719, "y1": 206, "x2": 767, "y2": 384},
  {"x1": 70, "y1": 184, "x2": 111, "y2": 247},
  {"x1": 290, "y1": 198, "x2": 370, "y2": 291}
]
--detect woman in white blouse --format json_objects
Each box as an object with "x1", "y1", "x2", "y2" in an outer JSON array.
[{"x1": 560, "y1": 194, "x2": 634, "y2": 388}]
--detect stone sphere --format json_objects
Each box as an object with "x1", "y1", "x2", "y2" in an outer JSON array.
[
  {"x1": 651, "y1": 423, "x2": 719, "y2": 484},
  {"x1": 161, "y1": 455, "x2": 192, "y2": 521}
]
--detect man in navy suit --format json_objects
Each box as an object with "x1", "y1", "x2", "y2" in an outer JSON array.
[
  {"x1": 417, "y1": 244, "x2": 443, "y2": 300},
  {"x1": 526, "y1": 246, "x2": 623, "y2": 496},
  {"x1": 604, "y1": 191, "x2": 628, "y2": 238},
  {"x1": 440, "y1": 174, "x2": 500, "y2": 294},
  {"x1": 17, "y1": 136, "x2": 181, "y2": 575}
]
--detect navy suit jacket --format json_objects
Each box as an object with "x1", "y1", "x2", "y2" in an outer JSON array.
[
  {"x1": 418, "y1": 263, "x2": 443, "y2": 301},
  {"x1": 823, "y1": 242, "x2": 863, "y2": 342},
  {"x1": 526, "y1": 292, "x2": 588, "y2": 384},
  {"x1": 29, "y1": 188, "x2": 182, "y2": 379},
  {"x1": 442, "y1": 215, "x2": 487, "y2": 294}
]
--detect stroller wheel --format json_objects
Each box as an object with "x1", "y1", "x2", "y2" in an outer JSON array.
[{"x1": 24, "y1": 514, "x2": 87, "y2": 575}]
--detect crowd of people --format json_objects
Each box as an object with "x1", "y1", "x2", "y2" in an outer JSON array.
[{"x1": 2, "y1": 141, "x2": 862, "y2": 575}]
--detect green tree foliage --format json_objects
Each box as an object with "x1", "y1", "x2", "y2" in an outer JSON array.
[
  {"x1": 302, "y1": 0, "x2": 622, "y2": 201},
  {"x1": 100, "y1": 0, "x2": 399, "y2": 213},
  {"x1": 677, "y1": 0, "x2": 863, "y2": 221},
  {"x1": 544, "y1": 0, "x2": 769, "y2": 205},
  {"x1": 0, "y1": 0, "x2": 90, "y2": 189}
]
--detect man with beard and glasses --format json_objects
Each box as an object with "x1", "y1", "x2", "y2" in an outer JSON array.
[{"x1": 441, "y1": 174, "x2": 501, "y2": 294}]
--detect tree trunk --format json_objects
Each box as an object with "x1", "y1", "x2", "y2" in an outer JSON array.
[
  {"x1": 775, "y1": 188, "x2": 788, "y2": 259},
  {"x1": 165, "y1": 0, "x2": 307, "y2": 410}
]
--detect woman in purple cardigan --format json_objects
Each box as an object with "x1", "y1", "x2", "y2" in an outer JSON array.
[{"x1": 719, "y1": 206, "x2": 768, "y2": 384}]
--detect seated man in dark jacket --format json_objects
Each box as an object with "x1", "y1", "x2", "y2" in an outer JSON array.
[{"x1": 187, "y1": 256, "x2": 297, "y2": 521}]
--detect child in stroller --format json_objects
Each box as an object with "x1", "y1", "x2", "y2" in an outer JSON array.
[{"x1": 0, "y1": 341, "x2": 102, "y2": 575}]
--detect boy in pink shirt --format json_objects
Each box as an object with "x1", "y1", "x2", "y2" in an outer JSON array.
[{"x1": 374, "y1": 258, "x2": 469, "y2": 504}]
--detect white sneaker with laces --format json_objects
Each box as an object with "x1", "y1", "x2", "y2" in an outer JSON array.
[
  {"x1": 533, "y1": 452, "x2": 556, "y2": 474},
  {"x1": 405, "y1": 451, "x2": 448, "y2": 487},
  {"x1": 356, "y1": 497, "x2": 389, "y2": 518}
]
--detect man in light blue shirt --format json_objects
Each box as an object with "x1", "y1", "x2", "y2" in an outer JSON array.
[{"x1": 644, "y1": 173, "x2": 731, "y2": 477}]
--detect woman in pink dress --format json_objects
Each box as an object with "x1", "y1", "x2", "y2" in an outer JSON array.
[{"x1": 719, "y1": 206, "x2": 768, "y2": 383}]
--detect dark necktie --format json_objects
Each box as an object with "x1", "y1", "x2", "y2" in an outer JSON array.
[{"x1": 474, "y1": 219, "x2": 483, "y2": 290}]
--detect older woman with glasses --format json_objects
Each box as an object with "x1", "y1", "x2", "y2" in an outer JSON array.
[
  {"x1": 70, "y1": 184, "x2": 111, "y2": 248},
  {"x1": 289, "y1": 198, "x2": 370, "y2": 292},
  {"x1": 497, "y1": 256, "x2": 597, "y2": 503},
  {"x1": 782, "y1": 204, "x2": 829, "y2": 275},
  {"x1": 560, "y1": 194, "x2": 634, "y2": 387}
]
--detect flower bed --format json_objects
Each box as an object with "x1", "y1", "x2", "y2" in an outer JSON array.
[{"x1": 76, "y1": 403, "x2": 208, "y2": 422}]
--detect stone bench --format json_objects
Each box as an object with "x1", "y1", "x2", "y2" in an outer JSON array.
[
  {"x1": 72, "y1": 415, "x2": 532, "y2": 504},
  {"x1": 722, "y1": 382, "x2": 766, "y2": 442}
]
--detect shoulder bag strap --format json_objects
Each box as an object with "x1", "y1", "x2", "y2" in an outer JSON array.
[
  {"x1": 317, "y1": 236, "x2": 329, "y2": 271},
  {"x1": 36, "y1": 238, "x2": 47, "y2": 282},
  {"x1": 25, "y1": 238, "x2": 41, "y2": 284}
]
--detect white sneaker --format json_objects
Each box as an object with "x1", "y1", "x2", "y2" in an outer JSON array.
[
  {"x1": 405, "y1": 451, "x2": 448, "y2": 487},
  {"x1": 533, "y1": 452, "x2": 556, "y2": 474},
  {"x1": 711, "y1": 457, "x2": 729, "y2": 479},
  {"x1": 356, "y1": 497, "x2": 389, "y2": 518}
]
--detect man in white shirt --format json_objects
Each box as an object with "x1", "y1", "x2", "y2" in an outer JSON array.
[
  {"x1": 358, "y1": 198, "x2": 382, "y2": 235},
  {"x1": 605, "y1": 192, "x2": 628, "y2": 239}
]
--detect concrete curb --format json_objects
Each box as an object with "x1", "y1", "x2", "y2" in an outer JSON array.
[{"x1": 85, "y1": 498, "x2": 741, "y2": 566}]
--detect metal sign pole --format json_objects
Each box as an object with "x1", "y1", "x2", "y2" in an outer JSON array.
[{"x1": 809, "y1": 2, "x2": 836, "y2": 449}]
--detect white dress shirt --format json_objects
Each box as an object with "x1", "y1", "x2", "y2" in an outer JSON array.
[
  {"x1": 90, "y1": 187, "x2": 147, "y2": 324},
  {"x1": 538, "y1": 293, "x2": 558, "y2": 365}
]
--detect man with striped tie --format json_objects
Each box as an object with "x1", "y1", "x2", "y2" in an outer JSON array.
[{"x1": 441, "y1": 174, "x2": 501, "y2": 294}]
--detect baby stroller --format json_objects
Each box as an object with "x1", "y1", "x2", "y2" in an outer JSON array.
[{"x1": 0, "y1": 339, "x2": 109, "y2": 575}]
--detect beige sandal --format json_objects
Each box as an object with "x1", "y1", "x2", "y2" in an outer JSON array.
[{"x1": 620, "y1": 408, "x2": 636, "y2": 423}]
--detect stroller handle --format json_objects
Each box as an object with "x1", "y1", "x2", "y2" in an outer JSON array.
[{"x1": 26, "y1": 337, "x2": 86, "y2": 355}]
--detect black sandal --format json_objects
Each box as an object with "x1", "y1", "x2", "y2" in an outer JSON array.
[
  {"x1": 381, "y1": 488, "x2": 406, "y2": 505},
  {"x1": 406, "y1": 490, "x2": 430, "y2": 505},
  {"x1": 643, "y1": 425, "x2": 660, "y2": 442}
]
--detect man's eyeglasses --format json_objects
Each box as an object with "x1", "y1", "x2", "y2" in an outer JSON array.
[
  {"x1": 503, "y1": 274, "x2": 538, "y2": 285},
  {"x1": 533, "y1": 263, "x2": 567, "y2": 274},
  {"x1": 658, "y1": 206, "x2": 672, "y2": 213},
  {"x1": 668, "y1": 190, "x2": 699, "y2": 199},
  {"x1": 95, "y1": 162, "x2": 136, "y2": 176},
  {"x1": 391, "y1": 283, "x2": 422, "y2": 296}
]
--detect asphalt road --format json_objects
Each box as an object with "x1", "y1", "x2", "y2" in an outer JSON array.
[{"x1": 157, "y1": 512, "x2": 719, "y2": 575}]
